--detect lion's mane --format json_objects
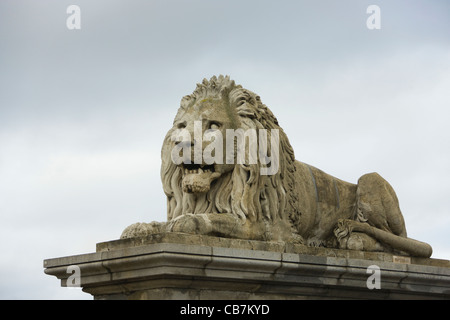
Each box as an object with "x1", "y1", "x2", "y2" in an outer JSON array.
[{"x1": 161, "y1": 75, "x2": 301, "y2": 229}]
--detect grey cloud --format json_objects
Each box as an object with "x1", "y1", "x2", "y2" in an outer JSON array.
[{"x1": 1, "y1": 0, "x2": 449, "y2": 299}]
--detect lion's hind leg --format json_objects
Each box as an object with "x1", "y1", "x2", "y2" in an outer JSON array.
[
  {"x1": 333, "y1": 173, "x2": 432, "y2": 257},
  {"x1": 334, "y1": 219, "x2": 383, "y2": 252},
  {"x1": 356, "y1": 172, "x2": 406, "y2": 237},
  {"x1": 334, "y1": 218, "x2": 432, "y2": 257}
]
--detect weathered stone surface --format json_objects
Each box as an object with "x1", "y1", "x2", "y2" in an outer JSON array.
[
  {"x1": 44, "y1": 233, "x2": 450, "y2": 300},
  {"x1": 44, "y1": 76, "x2": 447, "y2": 299},
  {"x1": 121, "y1": 75, "x2": 433, "y2": 258},
  {"x1": 95, "y1": 232, "x2": 448, "y2": 267}
]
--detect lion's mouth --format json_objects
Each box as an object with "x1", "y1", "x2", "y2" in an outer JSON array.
[
  {"x1": 182, "y1": 163, "x2": 215, "y2": 174},
  {"x1": 180, "y1": 163, "x2": 220, "y2": 193}
]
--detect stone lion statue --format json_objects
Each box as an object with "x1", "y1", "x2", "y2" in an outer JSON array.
[{"x1": 121, "y1": 75, "x2": 432, "y2": 258}]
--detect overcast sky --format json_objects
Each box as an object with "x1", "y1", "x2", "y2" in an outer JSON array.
[{"x1": 1, "y1": 0, "x2": 449, "y2": 299}]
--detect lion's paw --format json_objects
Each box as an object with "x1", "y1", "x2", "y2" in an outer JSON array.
[
  {"x1": 346, "y1": 233, "x2": 365, "y2": 251},
  {"x1": 334, "y1": 219, "x2": 374, "y2": 250},
  {"x1": 167, "y1": 214, "x2": 213, "y2": 235},
  {"x1": 306, "y1": 238, "x2": 326, "y2": 247},
  {"x1": 120, "y1": 221, "x2": 165, "y2": 239},
  {"x1": 334, "y1": 219, "x2": 364, "y2": 238},
  {"x1": 333, "y1": 219, "x2": 354, "y2": 249}
]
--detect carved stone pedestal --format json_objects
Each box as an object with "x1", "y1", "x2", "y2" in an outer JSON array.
[{"x1": 44, "y1": 233, "x2": 450, "y2": 300}]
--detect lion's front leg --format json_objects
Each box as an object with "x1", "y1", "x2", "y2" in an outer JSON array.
[
  {"x1": 121, "y1": 221, "x2": 168, "y2": 239},
  {"x1": 167, "y1": 214, "x2": 213, "y2": 235},
  {"x1": 167, "y1": 213, "x2": 245, "y2": 238}
]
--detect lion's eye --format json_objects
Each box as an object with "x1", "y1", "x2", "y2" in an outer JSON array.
[
  {"x1": 237, "y1": 99, "x2": 246, "y2": 107},
  {"x1": 209, "y1": 122, "x2": 220, "y2": 130},
  {"x1": 177, "y1": 122, "x2": 186, "y2": 129}
]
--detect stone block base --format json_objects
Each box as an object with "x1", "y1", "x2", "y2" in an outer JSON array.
[{"x1": 44, "y1": 232, "x2": 450, "y2": 300}]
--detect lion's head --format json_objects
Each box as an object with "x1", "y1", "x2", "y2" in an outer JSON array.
[{"x1": 161, "y1": 75, "x2": 299, "y2": 227}]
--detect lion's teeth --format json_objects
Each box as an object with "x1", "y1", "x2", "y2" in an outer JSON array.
[{"x1": 184, "y1": 168, "x2": 209, "y2": 174}]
